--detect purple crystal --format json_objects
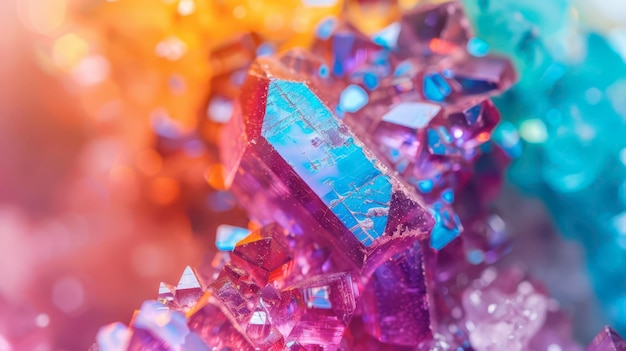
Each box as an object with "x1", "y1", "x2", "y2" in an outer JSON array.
[
  {"x1": 587, "y1": 327, "x2": 626, "y2": 351},
  {"x1": 133, "y1": 301, "x2": 190, "y2": 349},
  {"x1": 220, "y1": 57, "x2": 434, "y2": 270},
  {"x1": 417, "y1": 55, "x2": 516, "y2": 104},
  {"x1": 313, "y1": 22, "x2": 387, "y2": 78},
  {"x1": 278, "y1": 272, "x2": 358, "y2": 348},
  {"x1": 90, "y1": 3, "x2": 571, "y2": 350},
  {"x1": 361, "y1": 240, "x2": 434, "y2": 346},
  {"x1": 397, "y1": 1, "x2": 472, "y2": 59},
  {"x1": 97, "y1": 323, "x2": 132, "y2": 351}
]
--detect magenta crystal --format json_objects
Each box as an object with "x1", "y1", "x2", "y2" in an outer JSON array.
[
  {"x1": 587, "y1": 327, "x2": 626, "y2": 351},
  {"x1": 361, "y1": 240, "x2": 435, "y2": 346},
  {"x1": 278, "y1": 273, "x2": 358, "y2": 348}
]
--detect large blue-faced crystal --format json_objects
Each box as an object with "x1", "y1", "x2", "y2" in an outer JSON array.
[{"x1": 221, "y1": 57, "x2": 434, "y2": 269}]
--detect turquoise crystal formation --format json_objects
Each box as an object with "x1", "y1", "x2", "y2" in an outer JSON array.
[{"x1": 461, "y1": 0, "x2": 626, "y2": 332}]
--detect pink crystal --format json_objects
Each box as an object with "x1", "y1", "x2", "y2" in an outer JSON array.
[
  {"x1": 462, "y1": 270, "x2": 550, "y2": 351},
  {"x1": 174, "y1": 266, "x2": 205, "y2": 309},
  {"x1": 157, "y1": 282, "x2": 176, "y2": 307},
  {"x1": 416, "y1": 55, "x2": 517, "y2": 104},
  {"x1": 97, "y1": 323, "x2": 132, "y2": 351},
  {"x1": 187, "y1": 292, "x2": 256, "y2": 350}
]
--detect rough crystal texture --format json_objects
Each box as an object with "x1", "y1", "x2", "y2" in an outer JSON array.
[{"x1": 462, "y1": 275, "x2": 548, "y2": 351}]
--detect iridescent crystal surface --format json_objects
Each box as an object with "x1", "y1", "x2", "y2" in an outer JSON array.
[
  {"x1": 93, "y1": 1, "x2": 623, "y2": 350},
  {"x1": 220, "y1": 56, "x2": 434, "y2": 270}
]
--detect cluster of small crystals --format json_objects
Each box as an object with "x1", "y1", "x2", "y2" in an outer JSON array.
[
  {"x1": 92, "y1": 2, "x2": 624, "y2": 350},
  {"x1": 460, "y1": 0, "x2": 626, "y2": 332}
]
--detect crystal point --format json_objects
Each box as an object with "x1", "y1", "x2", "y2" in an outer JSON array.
[
  {"x1": 587, "y1": 327, "x2": 626, "y2": 351},
  {"x1": 175, "y1": 266, "x2": 205, "y2": 308},
  {"x1": 157, "y1": 282, "x2": 176, "y2": 306}
]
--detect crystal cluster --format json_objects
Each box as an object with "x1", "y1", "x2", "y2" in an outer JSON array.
[
  {"x1": 94, "y1": 1, "x2": 623, "y2": 350},
  {"x1": 461, "y1": 0, "x2": 626, "y2": 332}
]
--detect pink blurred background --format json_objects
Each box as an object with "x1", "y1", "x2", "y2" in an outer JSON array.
[{"x1": 0, "y1": 1, "x2": 244, "y2": 349}]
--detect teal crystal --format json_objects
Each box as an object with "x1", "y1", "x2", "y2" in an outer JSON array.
[{"x1": 462, "y1": 0, "x2": 626, "y2": 333}]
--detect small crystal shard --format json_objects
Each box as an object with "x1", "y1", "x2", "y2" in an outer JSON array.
[
  {"x1": 157, "y1": 282, "x2": 176, "y2": 306},
  {"x1": 175, "y1": 266, "x2": 205, "y2": 308}
]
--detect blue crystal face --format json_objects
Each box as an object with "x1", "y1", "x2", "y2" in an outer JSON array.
[
  {"x1": 304, "y1": 286, "x2": 333, "y2": 309},
  {"x1": 430, "y1": 203, "x2": 462, "y2": 250},
  {"x1": 215, "y1": 225, "x2": 251, "y2": 251},
  {"x1": 261, "y1": 80, "x2": 395, "y2": 247},
  {"x1": 423, "y1": 73, "x2": 452, "y2": 102}
]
